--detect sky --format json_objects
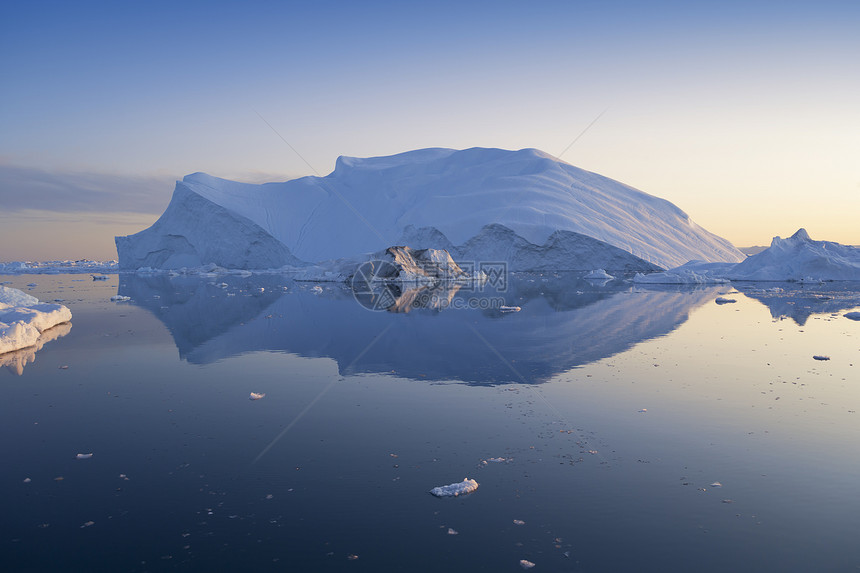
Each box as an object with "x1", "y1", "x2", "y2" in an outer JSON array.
[{"x1": 1, "y1": 0, "x2": 859, "y2": 260}]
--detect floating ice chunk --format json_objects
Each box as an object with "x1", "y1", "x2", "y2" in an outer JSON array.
[
  {"x1": 249, "y1": 392, "x2": 266, "y2": 400},
  {"x1": 110, "y1": 295, "x2": 131, "y2": 302},
  {"x1": 81, "y1": 521, "x2": 95, "y2": 528},
  {"x1": 1, "y1": 286, "x2": 72, "y2": 355},
  {"x1": 813, "y1": 355, "x2": 830, "y2": 361},
  {"x1": 519, "y1": 559, "x2": 535, "y2": 569},
  {"x1": 710, "y1": 481, "x2": 722, "y2": 488},
  {"x1": 715, "y1": 297, "x2": 737, "y2": 305},
  {"x1": 312, "y1": 285, "x2": 324, "y2": 294},
  {"x1": 513, "y1": 519, "x2": 525, "y2": 525},
  {"x1": 638, "y1": 408, "x2": 647, "y2": 413},
  {"x1": 486, "y1": 457, "x2": 506, "y2": 463},
  {"x1": 500, "y1": 306, "x2": 521, "y2": 312},
  {"x1": 447, "y1": 528, "x2": 458, "y2": 535},
  {"x1": 721, "y1": 499, "x2": 733, "y2": 504},
  {"x1": 584, "y1": 269, "x2": 614, "y2": 280},
  {"x1": 845, "y1": 312, "x2": 860, "y2": 321},
  {"x1": 23, "y1": 477, "x2": 31, "y2": 483},
  {"x1": 76, "y1": 453, "x2": 93, "y2": 459},
  {"x1": 430, "y1": 478, "x2": 479, "y2": 497}
]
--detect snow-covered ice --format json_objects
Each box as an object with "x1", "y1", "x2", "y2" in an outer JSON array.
[
  {"x1": 727, "y1": 229, "x2": 860, "y2": 281},
  {"x1": 116, "y1": 147, "x2": 744, "y2": 271},
  {"x1": 430, "y1": 478, "x2": 479, "y2": 497},
  {"x1": 584, "y1": 269, "x2": 615, "y2": 280},
  {"x1": 1, "y1": 286, "x2": 73, "y2": 355}
]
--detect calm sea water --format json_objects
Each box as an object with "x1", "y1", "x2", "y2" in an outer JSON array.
[{"x1": 2, "y1": 273, "x2": 859, "y2": 572}]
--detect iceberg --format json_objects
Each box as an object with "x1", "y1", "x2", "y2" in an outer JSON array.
[
  {"x1": 1, "y1": 286, "x2": 73, "y2": 355},
  {"x1": 728, "y1": 229, "x2": 860, "y2": 281},
  {"x1": 116, "y1": 148, "x2": 744, "y2": 271}
]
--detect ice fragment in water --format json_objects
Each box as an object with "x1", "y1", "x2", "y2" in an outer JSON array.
[
  {"x1": 513, "y1": 519, "x2": 525, "y2": 525},
  {"x1": 430, "y1": 478, "x2": 479, "y2": 497},
  {"x1": 520, "y1": 559, "x2": 535, "y2": 569},
  {"x1": 110, "y1": 295, "x2": 131, "y2": 302},
  {"x1": 76, "y1": 453, "x2": 93, "y2": 459},
  {"x1": 500, "y1": 306, "x2": 521, "y2": 312},
  {"x1": 486, "y1": 457, "x2": 506, "y2": 463},
  {"x1": 23, "y1": 477, "x2": 31, "y2": 483},
  {"x1": 638, "y1": 408, "x2": 647, "y2": 413},
  {"x1": 710, "y1": 481, "x2": 722, "y2": 487},
  {"x1": 249, "y1": 392, "x2": 266, "y2": 400},
  {"x1": 312, "y1": 285, "x2": 324, "y2": 294},
  {"x1": 447, "y1": 528, "x2": 458, "y2": 535},
  {"x1": 81, "y1": 521, "x2": 95, "y2": 528}
]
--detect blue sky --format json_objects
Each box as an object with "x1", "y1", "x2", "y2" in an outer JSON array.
[{"x1": 2, "y1": 0, "x2": 859, "y2": 259}]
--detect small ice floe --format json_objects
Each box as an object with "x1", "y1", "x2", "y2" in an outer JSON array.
[
  {"x1": 347, "y1": 554, "x2": 359, "y2": 561},
  {"x1": 500, "y1": 305, "x2": 521, "y2": 312},
  {"x1": 845, "y1": 312, "x2": 860, "y2": 321},
  {"x1": 721, "y1": 499, "x2": 734, "y2": 504},
  {"x1": 447, "y1": 527, "x2": 458, "y2": 535},
  {"x1": 91, "y1": 275, "x2": 108, "y2": 281},
  {"x1": 312, "y1": 285, "x2": 324, "y2": 294},
  {"x1": 715, "y1": 297, "x2": 737, "y2": 305},
  {"x1": 519, "y1": 559, "x2": 536, "y2": 569},
  {"x1": 249, "y1": 392, "x2": 266, "y2": 400},
  {"x1": 513, "y1": 519, "x2": 525, "y2": 525},
  {"x1": 485, "y1": 457, "x2": 506, "y2": 463},
  {"x1": 813, "y1": 355, "x2": 830, "y2": 361},
  {"x1": 584, "y1": 269, "x2": 614, "y2": 280},
  {"x1": 76, "y1": 453, "x2": 93, "y2": 459},
  {"x1": 430, "y1": 478, "x2": 479, "y2": 497},
  {"x1": 710, "y1": 481, "x2": 722, "y2": 488},
  {"x1": 23, "y1": 477, "x2": 31, "y2": 483},
  {"x1": 80, "y1": 521, "x2": 95, "y2": 528},
  {"x1": 638, "y1": 408, "x2": 647, "y2": 413},
  {"x1": 110, "y1": 295, "x2": 131, "y2": 302}
]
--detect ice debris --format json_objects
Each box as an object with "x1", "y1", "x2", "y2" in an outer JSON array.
[
  {"x1": 500, "y1": 305, "x2": 521, "y2": 312},
  {"x1": 519, "y1": 559, "x2": 536, "y2": 569},
  {"x1": 430, "y1": 478, "x2": 479, "y2": 497},
  {"x1": 110, "y1": 295, "x2": 131, "y2": 302},
  {"x1": 584, "y1": 269, "x2": 614, "y2": 280},
  {"x1": 513, "y1": 519, "x2": 525, "y2": 525},
  {"x1": 249, "y1": 392, "x2": 266, "y2": 400},
  {"x1": 75, "y1": 453, "x2": 93, "y2": 459}
]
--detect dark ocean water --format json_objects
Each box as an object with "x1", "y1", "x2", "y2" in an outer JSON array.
[{"x1": 2, "y1": 273, "x2": 859, "y2": 572}]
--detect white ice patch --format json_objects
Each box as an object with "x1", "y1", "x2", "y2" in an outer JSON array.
[
  {"x1": 76, "y1": 453, "x2": 93, "y2": 459},
  {"x1": 430, "y1": 478, "x2": 479, "y2": 497},
  {"x1": 249, "y1": 392, "x2": 266, "y2": 400},
  {"x1": 0, "y1": 286, "x2": 72, "y2": 355},
  {"x1": 584, "y1": 269, "x2": 614, "y2": 280}
]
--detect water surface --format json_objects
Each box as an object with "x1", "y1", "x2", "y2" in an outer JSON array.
[{"x1": 2, "y1": 273, "x2": 858, "y2": 572}]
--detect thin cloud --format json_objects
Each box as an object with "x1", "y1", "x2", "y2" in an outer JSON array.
[{"x1": 0, "y1": 164, "x2": 175, "y2": 214}]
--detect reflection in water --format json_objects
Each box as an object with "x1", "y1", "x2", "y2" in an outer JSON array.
[
  {"x1": 736, "y1": 283, "x2": 860, "y2": 325},
  {"x1": 119, "y1": 273, "x2": 728, "y2": 384},
  {"x1": 1, "y1": 322, "x2": 72, "y2": 375}
]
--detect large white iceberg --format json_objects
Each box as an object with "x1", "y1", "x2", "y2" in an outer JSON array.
[
  {"x1": 116, "y1": 147, "x2": 744, "y2": 271},
  {"x1": 0, "y1": 286, "x2": 73, "y2": 355}
]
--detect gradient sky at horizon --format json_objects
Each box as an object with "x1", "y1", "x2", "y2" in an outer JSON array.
[{"x1": 2, "y1": 0, "x2": 859, "y2": 260}]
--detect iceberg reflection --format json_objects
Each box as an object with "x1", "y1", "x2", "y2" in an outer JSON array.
[
  {"x1": 119, "y1": 273, "x2": 727, "y2": 384},
  {"x1": 1, "y1": 322, "x2": 73, "y2": 375}
]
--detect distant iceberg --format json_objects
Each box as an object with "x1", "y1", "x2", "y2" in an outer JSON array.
[
  {"x1": 0, "y1": 286, "x2": 72, "y2": 355},
  {"x1": 116, "y1": 147, "x2": 744, "y2": 271},
  {"x1": 634, "y1": 230, "x2": 860, "y2": 283},
  {"x1": 727, "y1": 229, "x2": 860, "y2": 281}
]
